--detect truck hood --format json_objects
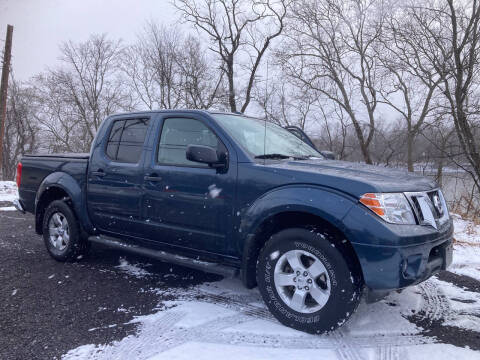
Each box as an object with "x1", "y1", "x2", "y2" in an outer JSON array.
[{"x1": 267, "y1": 159, "x2": 437, "y2": 197}]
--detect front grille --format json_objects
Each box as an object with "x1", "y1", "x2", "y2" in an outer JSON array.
[
  {"x1": 404, "y1": 189, "x2": 449, "y2": 229},
  {"x1": 410, "y1": 196, "x2": 424, "y2": 222}
]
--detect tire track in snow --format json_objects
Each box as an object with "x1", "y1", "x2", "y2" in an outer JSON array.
[
  {"x1": 454, "y1": 308, "x2": 480, "y2": 316},
  {"x1": 190, "y1": 288, "x2": 430, "y2": 357},
  {"x1": 69, "y1": 291, "x2": 434, "y2": 360},
  {"x1": 74, "y1": 278, "x2": 444, "y2": 359},
  {"x1": 332, "y1": 331, "x2": 365, "y2": 360},
  {"x1": 417, "y1": 278, "x2": 480, "y2": 334},
  {"x1": 79, "y1": 311, "x2": 186, "y2": 360},
  {"x1": 418, "y1": 280, "x2": 451, "y2": 323},
  {"x1": 375, "y1": 346, "x2": 406, "y2": 360},
  {"x1": 194, "y1": 291, "x2": 274, "y2": 320}
]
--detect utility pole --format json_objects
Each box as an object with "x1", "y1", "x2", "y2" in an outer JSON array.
[{"x1": 0, "y1": 24, "x2": 13, "y2": 180}]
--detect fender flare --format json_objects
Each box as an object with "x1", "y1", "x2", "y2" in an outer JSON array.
[
  {"x1": 35, "y1": 172, "x2": 93, "y2": 234},
  {"x1": 238, "y1": 185, "x2": 356, "y2": 287}
]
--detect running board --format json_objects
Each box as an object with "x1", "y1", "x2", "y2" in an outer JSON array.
[{"x1": 88, "y1": 235, "x2": 239, "y2": 278}]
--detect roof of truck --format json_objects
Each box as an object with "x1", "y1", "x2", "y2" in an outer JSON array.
[{"x1": 109, "y1": 109, "x2": 246, "y2": 118}]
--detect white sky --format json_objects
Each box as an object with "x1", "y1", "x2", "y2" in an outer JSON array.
[
  {"x1": 0, "y1": 0, "x2": 396, "y2": 125},
  {"x1": 0, "y1": 0, "x2": 177, "y2": 80}
]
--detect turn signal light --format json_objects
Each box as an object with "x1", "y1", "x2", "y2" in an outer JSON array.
[{"x1": 359, "y1": 193, "x2": 385, "y2": 216}]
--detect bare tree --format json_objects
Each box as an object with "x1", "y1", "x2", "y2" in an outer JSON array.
[
  {"x1": 442, "y1": 0, "x2": 480, "y2": 194},
  {"x1": 2, "y1": 76, "x2": 39, "y2": 179},
  {"x1": 122, "y1": 24, "x2": 224, "y2": 110},
  {"x1": 175, "y1": 0, "x2": 288, "y2": 113},
  {"x1": 32, "y1": 71, "x2": 85, "y2": 152},
  {"x1": 176, "y1": 34, "x2": 225, "y2": 109},
  {"x1": 279, "y1": 0, "x2": 387, "y2": 164},
  {"x1": 139, "y1": 24, "x2": 184, "y2": 109},
  {"x1": 376, "y1": 10, "x2": 445, "y2": 172},
  {"x1": 32, "y1": 34, "x2": 131, "y2": 152},
  {"x1": 403, "y1": 0, "x2": 480, "y2": 193},
  {"x1": 420, "y1": 117, "x2": 456, "y2": 186},
  {"x1": 121, "y1": 35, "x2": 159, "y2": 110},
  {"x1": 255, "y1": 75, "x2": 317, "y2": 128},
  {"x1": 314, "y1": 105, "x2": 355, "y2": 160}
]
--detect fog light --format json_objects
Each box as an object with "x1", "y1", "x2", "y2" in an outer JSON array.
[{"x1": 402, "y1": 254, "x2": 423, "y2": 279}]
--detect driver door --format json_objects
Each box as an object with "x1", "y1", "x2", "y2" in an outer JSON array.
[{"x1": 140, "y1": 115, "x2": 236, "y2": 255}]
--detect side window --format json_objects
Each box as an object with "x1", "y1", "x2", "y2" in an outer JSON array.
[
  {"x1": 287, "y1": 128, "x2": 306, "y2": 142},
  {"x1": 157, "y1": 117, "x2": 220, "y2": 166},
  {"x1": 106, "y1": 118, "x2": 149, "y2": 163}
]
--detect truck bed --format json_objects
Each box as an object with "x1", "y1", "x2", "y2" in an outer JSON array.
[{"x1": 19, "y1": 153, "x2": 89, "y2": 213}]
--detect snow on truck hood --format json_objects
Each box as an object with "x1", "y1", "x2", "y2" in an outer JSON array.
[{"x1": 266, "y1": 159, "x2": 438, "y2": 197}]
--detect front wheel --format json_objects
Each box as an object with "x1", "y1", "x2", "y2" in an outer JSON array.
[
  {"x1": 256, "y1": 227, "x2": 362, "y2": 334},
  {"x1": 42, "y1": 200, "x2": 90, "y2": 262}
]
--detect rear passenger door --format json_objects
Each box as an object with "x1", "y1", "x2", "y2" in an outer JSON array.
[{"x1": 87, "y1": 117, "x2": 151, "y2": 238}]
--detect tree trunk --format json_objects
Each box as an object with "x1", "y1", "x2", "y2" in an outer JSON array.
[
  {"x1": 226, "y1": 58, "x2": 236, "y2": 112},
  {"x1": 350, "y1": 117, "x2": 372, "y2": 164},
  {"x1": 436, "y1": 156, "x2": 444, "y2": 187},
  {"x1": 407, "y1": 129, "x2": 414, "y2": 172}
]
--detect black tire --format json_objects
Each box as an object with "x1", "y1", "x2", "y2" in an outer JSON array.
[
  {"x1": 256, "y1": 227, "x2": 362, "y2": 334},
  {"x1": 42, "y1": 200, "x2": 90, "y2": 262}
]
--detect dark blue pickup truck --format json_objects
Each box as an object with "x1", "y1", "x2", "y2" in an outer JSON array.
[{"x1": 14, "y1": 110, "x2": 453, "y2": 333}]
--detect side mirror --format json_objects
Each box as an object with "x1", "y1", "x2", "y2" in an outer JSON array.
[
  {"x1": 186, "y1": 145, "x2": 226, "y2": 168},
  {"x1": 320, "y1": 150, "x2": 336, "y2": 160}
]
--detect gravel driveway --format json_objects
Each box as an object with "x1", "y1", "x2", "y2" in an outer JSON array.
[{"x1": 0, "y1": 209, "x2": 219, "y2": 360}]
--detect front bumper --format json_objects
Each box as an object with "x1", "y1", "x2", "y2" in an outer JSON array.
[
  {"x1": 352, "y1": 231, "x2": 452, "y2": 291},
  {"x1": 344, "y1": 205, "x2": 453, "y2": 291}
]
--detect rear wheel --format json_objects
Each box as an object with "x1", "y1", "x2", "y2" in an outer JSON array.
[
  {"x1": 256, "y1": 227, "x2": 362, "y2": 334},
  {"x1": 42, "y1": 200, "x2": 89, "y2": 262}
]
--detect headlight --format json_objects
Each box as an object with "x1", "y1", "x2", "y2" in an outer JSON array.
[{"x1": 359, "y1": 193, "x2": 416, "y2": 225}]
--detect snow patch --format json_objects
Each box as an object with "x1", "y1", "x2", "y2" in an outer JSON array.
[
  {"x1": 62, "y1": 276, "x2": 480, "y2": 360},
  {"x1": 149, "y1": 342, "x2": 337, "y2": 360},
  {"x1": 0, "y1": 206, "x2": 16, "y2": 211},
  {"x1": 405, "y1": 343, "x2": 480, "y2": 360},
  {"x1": 453, "y1": 214, "x2": 480, "y2": 245},
  {"x1": 269, "y1": 250, "x2": 280, "y2": 260},
  {"x1": 166, "y1": 300, "x2": 237, "y2": 328},
  {"x1": 434, "y1": 278, "x2": 480, "y2": 332},
  {"x1": 115, "y1": 258, "x2": 152, "y2": 278},
  {"x1": 0, "y1": 181, "x2": 18, "y2": 202},
  {"x1": 451, "y1": 216, "x2": 480, "y2": 281},
  {"x1": 208, "y1": 184, "x2": 222, "y2": 198}
]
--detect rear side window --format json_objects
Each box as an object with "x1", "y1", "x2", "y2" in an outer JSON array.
[
  {"x1": 157, "y1": 117, "x2": 220, "y2": 166},
  {"x1": 106, "y1": 118, "x2": 149, "y2": 163}
]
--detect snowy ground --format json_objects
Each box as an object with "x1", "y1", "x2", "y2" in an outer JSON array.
[
  {"x1": 0, "y1": 181, "x2": 17, "y2": 211},
  {"x1": 450, "y1": 214, "x2": 480, "y2": 281},
  {"x1": 61, "y1": 274, "x2": 480, "y2": 360},
  {"x1": 65, "y1": 217, "x2": 480, "y2": 359},
  {"x1": 1, "y1": 181, "x2": 479, "y2": 359}
]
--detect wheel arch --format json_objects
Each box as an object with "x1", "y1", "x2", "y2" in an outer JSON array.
[
  {"x1": 35, "y1": 172, "x2": 91, "y2": 235},
  {"x1": 241, "y1": 210, "x2": 364, "y2": 289}
]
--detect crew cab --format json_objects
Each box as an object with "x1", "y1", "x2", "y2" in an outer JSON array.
[{"x1": 14, "y1": 110, "x2": 453, "y2": 333}]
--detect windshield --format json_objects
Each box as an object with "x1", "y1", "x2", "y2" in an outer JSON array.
[{"x1": 212, "y1": 114, "x2": 322, "y2": 159}]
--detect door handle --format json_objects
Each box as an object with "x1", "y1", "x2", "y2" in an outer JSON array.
[
  {"x1": 144, "y1": 174, "x2": 162, "y2": 182},
  {"x1": 91, "y1": 170, "x2": 105, "y2": 177}
]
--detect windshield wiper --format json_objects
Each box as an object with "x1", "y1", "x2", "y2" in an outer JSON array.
[
  {"x1": 292, "y1": 155, "x2": 312, "y2": 160},
  {"x1": 254, "y1": 153, "x2": 291, "y2": 159},
  {"x1": 255, "y1": 153, "x2": 314, "y2": 160}
]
